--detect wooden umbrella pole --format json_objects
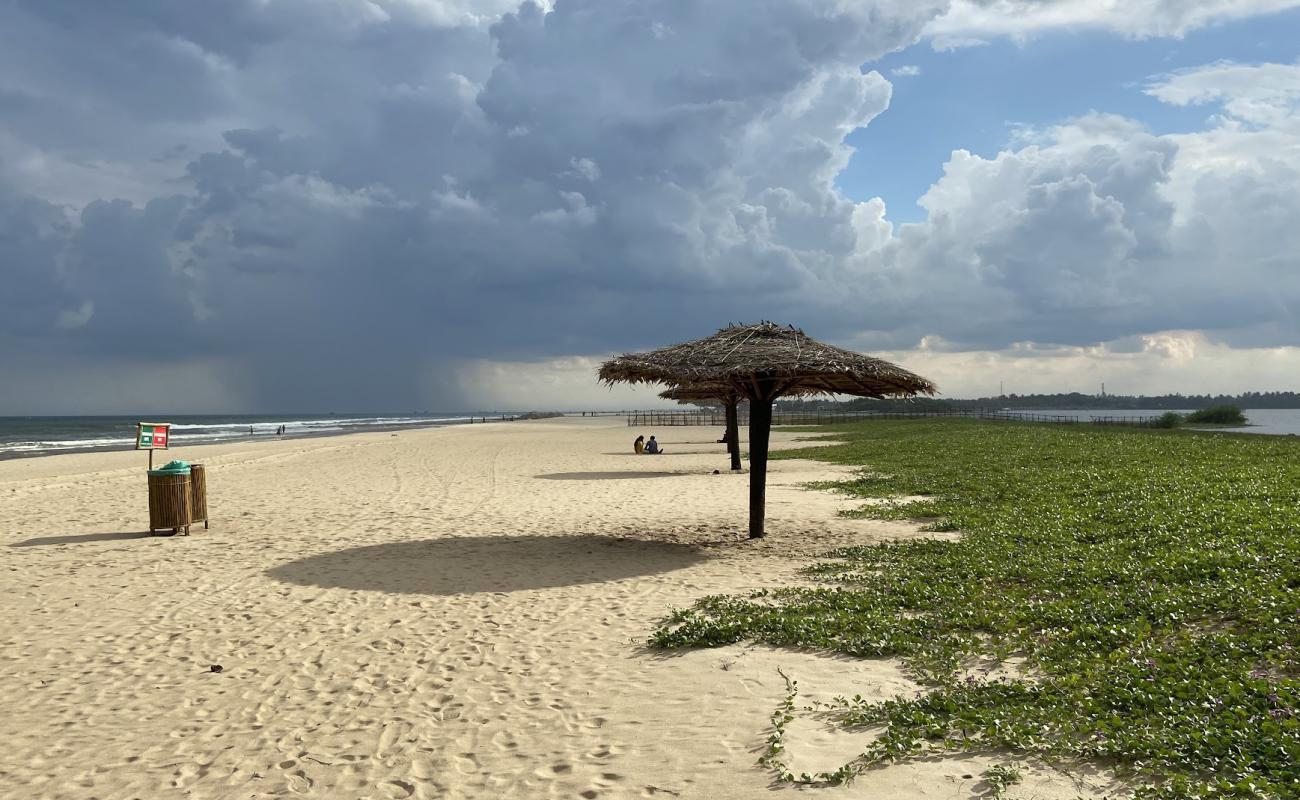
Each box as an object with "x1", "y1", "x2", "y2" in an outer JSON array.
[
  {"x1": 747, "y1": 380, "x2": 776, "y2": 538},
  {"x1": 725, "y1": 396, "x2": 741, "y2": 471}
]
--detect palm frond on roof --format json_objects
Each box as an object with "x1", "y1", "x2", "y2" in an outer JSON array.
[{"x1": 658, "y1": 385, "x2": 740, "y2": 402}]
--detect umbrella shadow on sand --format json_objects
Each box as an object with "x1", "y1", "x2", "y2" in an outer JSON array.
[
  {"x1": 535, "y1": 471, "x2": 692, "y2": 480},
  {"x1": 266, "y1": 535, "x2": 710, "y2": 595}
]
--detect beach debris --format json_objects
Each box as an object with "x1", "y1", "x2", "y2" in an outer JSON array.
[
  {"x1": 712, "y1": 469, "x2": 720, "y2": 474},
  {"x1": 209, "y1": 664, "x2": 224, "y2": 673}
]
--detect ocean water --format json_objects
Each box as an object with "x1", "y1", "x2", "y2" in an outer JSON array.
[
  {"x1": 0, "y1": 413, "x2": 504, "y2": 460},
  {"x1": 1023, "y1": 408, "x2": 1300, "y2": 436}
]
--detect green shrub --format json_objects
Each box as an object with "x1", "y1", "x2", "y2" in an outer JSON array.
[
  {"x1": 1153, "y1": 411, "x2": 1183, "y2": 428},
  {"x1": 982, "y1": 763, "x2": 1024, "y2": 797},
  {"x1": 652, "y1": 419, "x2": 1300, "y2": 797},
  {"x1": 1185, "y1": 404, "x2": 1248, "y2": 425}
]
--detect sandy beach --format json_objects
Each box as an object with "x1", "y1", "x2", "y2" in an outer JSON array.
[{"x1": 0, "y1": 416, "x2": 1119, "y2": 799}]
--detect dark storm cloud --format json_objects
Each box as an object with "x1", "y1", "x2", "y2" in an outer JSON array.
[
  {"x1": 0, "y1": 187, "x2": 77, "y2": 336},
  {"x1": 1, "y1": 0, "x2": 1299, "y2": 411}
]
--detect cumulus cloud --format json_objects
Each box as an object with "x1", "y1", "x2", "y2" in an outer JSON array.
[
  {"x1": 0, "y1": 0, "x2": 946, "y2": 410},
  {"x1": 891, "y1": 65, "x2": 923, "y2": 77},
  {"x1": 929, "y1": 35, "x2": 991, "y2": 51},
  {"x1": 847, "y1": 113, "x2": 1183, "y2": 348},
  {"x1": 1145, "y1": 59, "x2": 1300, "y2": 126},
  {"x1": 927, "y1": 0, "x2": 1300, "y2": 42},
  {"x1": 1, "y1": 1, "x2": 1299, "y2": 412},
  {"x1": 843, "y1": 61, "x2": 1300, "y2": 353}
]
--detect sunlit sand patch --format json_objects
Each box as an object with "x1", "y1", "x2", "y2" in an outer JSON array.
[
  {"x1": 750, "y1": 649, "x2": 1121, "y2": 799},
  {"x1": 766, "y1": 466, "x2": 962, "y2": 545},
  {"x1": 834, "y1": 754, "x2": 1128, "y2": 799},
  {"x1": 0, "y1": 417, "x2": 1079, "y2": 799},
  {"x1": 961, "y1": 652, "x2": 1039, "y2": 685},
  {"x1": 664, "y1": 644, "x2": 1125, "y2": 798}
]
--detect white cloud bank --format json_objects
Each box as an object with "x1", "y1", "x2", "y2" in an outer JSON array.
[
  {"x1": 875, "y1": 332, "x2": 1300, "y2": 399},
  {"x1": 1146, "y1": 58, "x2": 1300, "y2": 126},
  {"x1": 927, "y1": 0, "x2": 1300, "y2": 42},
  {"x1": 453, "y1": 332, "x2": 1300, "y2": 409}
]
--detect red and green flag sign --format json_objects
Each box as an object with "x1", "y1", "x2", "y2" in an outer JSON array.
[{"x1": 136, "y1": 422, "x2": 170, "y2": 450}]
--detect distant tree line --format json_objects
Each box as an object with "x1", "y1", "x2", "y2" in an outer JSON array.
[{"x1": 772, "y1": 391, "x2": 1300, "y2": 412}]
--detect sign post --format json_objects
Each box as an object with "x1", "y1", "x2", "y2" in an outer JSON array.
[{"x1": 136, "y1": 422, "x2": 171, "y2": 470}]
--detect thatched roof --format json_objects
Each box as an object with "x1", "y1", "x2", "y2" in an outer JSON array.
[
  {"x1": 659, "y1": 385, "x2": 740, "y2": 403},
  {"x1": 600, "y1": 322, "x2": 936, "y2": 399}
]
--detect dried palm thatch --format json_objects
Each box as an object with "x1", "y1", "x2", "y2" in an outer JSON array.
[
  {"x1": 599, "y1": 322, "x2": 937, "y2": 538},
  {"x1": 599, "y1": 322, "x2": 937, "y2": 399},
  {"x1": 658, "y1": 386, "x2": 739, "y2": 403}
]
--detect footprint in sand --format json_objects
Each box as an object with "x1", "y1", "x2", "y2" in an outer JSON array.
[
  {"x1": 285, "y1": 770, "x2": 314, "y2": 793},
  {"x1": 439, "y1": 703, "x2": 464, "y2": 721},
  {"x1": 380, "y1": 779, "x2": 415, "y2": 798},
  {"x1": 587, "y1": 743, "x2": 625, "y2": 760},
  {"x1": 409, "y1": 758, "x2": 438, "y2": 780},
  {"x1": 376, "y1": 721, "x2": 408, "y2": 756}
]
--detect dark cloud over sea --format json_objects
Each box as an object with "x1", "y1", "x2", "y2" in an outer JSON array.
[{"x1": 2, "y1": 1, "x2": 1298, "y2": 411}]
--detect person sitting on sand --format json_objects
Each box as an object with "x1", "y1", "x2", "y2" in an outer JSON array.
[
  {"x1": 634, "y1": 435, "x2": 645, "y2": 454},
  {"x1": 645, "y1": 435, "x2": 662, "y2": 455}
]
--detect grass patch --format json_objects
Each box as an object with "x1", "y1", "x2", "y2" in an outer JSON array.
[
  {"x1": 1154, "y1": 411, "x2": 1184, "y2": 429},
  {"x1": 650, "y1": 420, "x2": 1300, "y2": 797}
]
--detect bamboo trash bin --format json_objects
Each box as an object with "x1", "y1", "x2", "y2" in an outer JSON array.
[
  {"x1": 148, "y1": 470, "x2": 192, "y2": 536},
  {"x1": 189, "y1": 463, "x2": 209, "y2": 530}
]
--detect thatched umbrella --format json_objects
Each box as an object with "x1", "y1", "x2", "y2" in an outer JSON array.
[
  {"x1": 599, "y1": 322, "x2": 936, "y2": 538},
  {"x1": 659, "y1": 385, "x2": 743, "y2": 471}
]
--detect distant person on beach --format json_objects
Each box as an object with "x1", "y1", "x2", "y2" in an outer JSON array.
[
  {"x1": 634, "y1": 435, "x2": 645, "y2": 454},
  {"x1": 645, "y1": 435, "x2": 662, "y2": 455}
]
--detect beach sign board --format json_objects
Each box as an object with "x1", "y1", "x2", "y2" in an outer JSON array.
[{"x1": 136, "y1": 422, "x2": 170, "y2": 450}]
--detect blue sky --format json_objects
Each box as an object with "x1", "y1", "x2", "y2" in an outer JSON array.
[{"x1": 842, "y1": 7, "x2": 1300, "y2": 221}]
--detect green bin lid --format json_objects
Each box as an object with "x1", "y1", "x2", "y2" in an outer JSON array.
[{"x1": 149, "y1": 460, "x2": 191, "y2": 475}]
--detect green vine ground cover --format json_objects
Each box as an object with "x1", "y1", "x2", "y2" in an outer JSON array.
[{"x1": 650, "y1": 420, "x2": 1300, "y2": 798}]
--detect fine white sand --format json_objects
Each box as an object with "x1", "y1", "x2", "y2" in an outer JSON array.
[{"x1": 0, "y1": 416, "x2": 1122, "y2": 799}]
